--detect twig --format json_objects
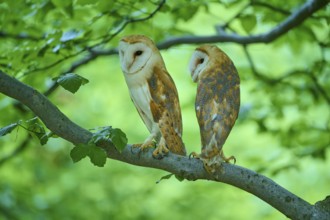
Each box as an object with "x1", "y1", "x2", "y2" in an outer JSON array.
[
  {"x1": 250, "y1": 0, "x2": 291, "y2": 15},
  {"x1": 309, "y1": 71, "x2": 330, "y2": 104},
  {"x1": 0, "y1": 31, "x2": 42, "y2": 41}
]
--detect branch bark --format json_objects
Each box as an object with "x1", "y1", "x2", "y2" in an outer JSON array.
[{"x1": 0, "y1": 71, "x2": 329, "y2": 219}]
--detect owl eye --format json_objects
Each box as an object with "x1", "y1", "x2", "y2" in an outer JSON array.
[
  {"x1": 134, "y1": 50, "x2": 143, "y2": 56},
  {"x1": 199, "y1": 58, "x2": 204, "y2": 63}
]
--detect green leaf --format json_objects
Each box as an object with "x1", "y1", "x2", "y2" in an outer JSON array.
[
  {"x1": 156, "y1": 174, "x2": 174, "y2": 184},
  {"x1": 63, "y1": 3, "x2": 74, "y2": 18},
  {"x1": 110, "y1": 128, "x2": 128, "y2": 153},
  {"x1": 39, "y1": 133, "x2": 49, "y2": 145},
  {"x1": 60, "y1": 30, "x2": 81, "y2": 42},
  {"x1": 90, "y1": 126, "x2": 112, "y2": 143},
  {"x1": 70, "y1": 143, "x2": 107, "y2": 167},
  {"x1": 88, "y1": 145, "x2": 107, "y2": 167},
  {"x1": 76, "y1": 0, "x2": 97, "y2": 6},
  {"x1": 241, "y1": 15, "x2": 257, "y2": 33},
  {"x1": 28, "y1": 122, "x2": 45, "y2": 136},
  {"x1": 0, "y1": 123, "x2": 19, "y2": 137},
  {"x1": 51, "y1": 0, "x2": 72, "y2": 8},
  {"x1": 96, "y1": 0, "x2": 115, "y2": 13},
  {"x1": 175, "y1": 175, "x2": 184, "y2": 182},
  {"x1": 70, "y1": 144, "x2": 89, "y2": 163},
  {"x1": 54, "y1": 73, "x2": 89, "y2": 94},
  {"x1": 90, "y1": 126, "x2": 127, "y2": 153},
  {"x1": 25, "y1": 117, "x2": 47, "y2": 145},
  {"x1": 160, "y1": 4, "x2": 171, "y2": 13}
]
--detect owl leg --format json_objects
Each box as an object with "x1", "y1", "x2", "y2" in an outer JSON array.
[
  {"x1": 189, "y1": 152, "x2": 201, "y2": 159},
  {"x1": 152, "y1": 137, "x2": 169, "y2": 159},
  {"x1": 132, "y1": 132, "x2": 157, "y2": 153},
  {"x1": 141, "y1": 133, "x2": 157, "y2": 150},
  {"x1": 202, "y1": 152, "x2": 236, "y2": 175},
  {"x1": 189, "y1": 152, "x2": 219, "y2": 174},
  {"x1": 201, "y1": 155, "x2": 223, "y2": 175},
  {"x1": 220, "y1": 150, "x2": 236, "y2": 164}
]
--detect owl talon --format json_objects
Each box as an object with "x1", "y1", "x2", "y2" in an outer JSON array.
[
  {"x1": 220, "y1": 150, "x2": 236, "y2": 164},
  {"x1": 224, "y1": 156, "x2": 236, "y2": 164},
  {"x1": 152, "y1": 145, "x2": 169, "y2": 159},
  {"x1": 189, "y1": 152, "x2": 200, "y2": 159},
  {"x1": 201, "y1": 159, "x2": 222, "y2": 175},
  {"x1": 203, "y1": 163, "x2": 216, "y2": 175},
  {"x1": 141, "y1": 142, "x2": 156, "y2": 151},
  {"x1": 132, "y1": 142, "x2": 156, "y2": 157}
]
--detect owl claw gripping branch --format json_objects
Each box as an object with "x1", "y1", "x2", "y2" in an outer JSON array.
[
  {"x1": 118, "y1": 35, "x2": 186, "y2": 158},
  {"x1": 188, "y1": 44, "x2": 240, "y2": 174}
]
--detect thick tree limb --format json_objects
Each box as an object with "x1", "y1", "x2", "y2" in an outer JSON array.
[
  {"x1": 1, "y1": 71, "x2": 329, "y2": 219},
  {"x1": 0, "y1": 71, "x2": 91, "y2": 144}
]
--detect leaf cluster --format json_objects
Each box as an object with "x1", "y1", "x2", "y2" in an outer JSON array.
[{"x1": 70, "y1": 126, "x2": 127, "y2": 167}]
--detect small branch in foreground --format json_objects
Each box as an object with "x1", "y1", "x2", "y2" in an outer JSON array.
[{"x1": 1, "y1": 70, "x2": 329, "y2": 219}]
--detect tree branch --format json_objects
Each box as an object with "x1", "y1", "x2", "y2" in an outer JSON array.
[
  {"x1": 250, "y1": 0, "x2": 291, "y2": 15},
  {"x1": 0, "y1": 31, "x2": 41, "y2": 41},
  {"x1": 0, "y1": 71, "x2": 91, "y2": 144},
  {"x1": 0, "y1": 71, "x2": 329, "y2": 219},
  {"x1": 157, "y1": 0, "x2": 327, "y2": 48}
]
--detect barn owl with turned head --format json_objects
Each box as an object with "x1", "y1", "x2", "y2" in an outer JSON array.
[
  {"x1": 188, "y1": 44, "x2": 240, "y2": 173},
  {"x1": 118, "y1": 35, "x2": 186, "y2": 158}
]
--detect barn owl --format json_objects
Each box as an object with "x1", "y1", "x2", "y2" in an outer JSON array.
[
  {"x1": 188, "y1": 44, "x2": 240, "y2": 173},
  {"x1": 118, "y1": 35, "x2": 186, "y2": 158}
]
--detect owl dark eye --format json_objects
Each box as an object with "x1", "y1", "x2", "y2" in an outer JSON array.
[
  {"x1": 200, "y1": 58, "x2": 204, "y2": 63},
  {"x1": 135, "y1": 50, "x2": 143, "y2": 56}
]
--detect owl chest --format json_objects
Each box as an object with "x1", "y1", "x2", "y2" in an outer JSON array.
[{"x1": 129, "y1": 83, "x2": 153, "y2": 123}]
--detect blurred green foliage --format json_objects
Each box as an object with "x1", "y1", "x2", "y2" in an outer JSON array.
[{"x1": 0, "y1": 0, "x2": 329, "y2": 219}]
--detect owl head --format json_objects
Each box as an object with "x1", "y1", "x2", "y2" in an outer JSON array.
[
  {"x1": 188, "y1": 44, "x2": 228, "y2": 82},
  {"x1": 118, "y1": 35, "x2": 163, "y2": 75}
]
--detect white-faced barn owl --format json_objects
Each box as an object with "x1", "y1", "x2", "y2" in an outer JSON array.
[
  {"x1": 188, "y1": 44, "x2": 240, "y2": 173},
  {"x1": 118, "y1": 35, "x2": 186, "y2": 158}
]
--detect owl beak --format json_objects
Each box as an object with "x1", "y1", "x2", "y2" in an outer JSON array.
[
  {"x1": 121, "y1": 57, "x2": 133, "y2": 74},
  {"x1": 191, "y1": 70, "x2": 199, "y2": 83},
  {"x1": 121, "y1": 63, "x2": 129, "y2": 73}
]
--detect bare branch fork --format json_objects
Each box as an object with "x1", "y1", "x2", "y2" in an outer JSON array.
[{"x1": 1, "y1": 71, "x2": 329, "y2": 219}]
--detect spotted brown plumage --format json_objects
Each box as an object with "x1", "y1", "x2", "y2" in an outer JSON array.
[{"x1": 189, "y1": 44, "x2": 240, "y2": 173}]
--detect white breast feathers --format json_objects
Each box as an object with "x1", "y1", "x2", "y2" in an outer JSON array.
[{"x1": 129, "y1": 82, "x2": 154, "y2": 132}]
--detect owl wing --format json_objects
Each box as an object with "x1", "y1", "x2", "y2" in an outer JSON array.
[
  {"x1": 147, "y1": 66, "x2": 186, "y2": 156},
  {"x1": 196, "y1": 61, "x2": 240, "y2": 154}
]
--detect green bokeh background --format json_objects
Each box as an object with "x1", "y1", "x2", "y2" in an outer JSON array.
[{"x1": 0, "y1": 0, "x2": 329, "y2": 219}]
